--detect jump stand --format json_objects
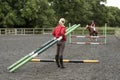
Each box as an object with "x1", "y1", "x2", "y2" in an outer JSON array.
[{"x1": 69, "y1": 23, "x2": 107, "y2": 45}]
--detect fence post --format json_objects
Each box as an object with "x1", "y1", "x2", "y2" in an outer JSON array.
[
  {"x1": 5, "y1": 28, "x2": 7, "y2": 35},
  {"x1": 82, "y1": 29, "x2": 84, "y2": 35},
  {"x1": 15, "y1": 29, "x2": 17, "y2": 35},
  {"x1": 33, "y1": 28, "x2": 35, "y2": 34},
  {"x1": 42, "y1": 28, "x2": 45, "y2": 34}
]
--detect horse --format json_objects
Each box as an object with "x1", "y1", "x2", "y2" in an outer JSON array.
[{"x1": 85, "y1": 25, "x2": 98, "y2": 41}]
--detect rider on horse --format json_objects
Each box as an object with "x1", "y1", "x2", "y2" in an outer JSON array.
[
  {"x1": 85, "y1": 20, "x2": 98, "y2": 41},
  {"x1": 90, "y1": 20, "x2": 96, "y2": 32},
  {"x1": 85, "y1": 20, "x2": 98, "y2": 36}
]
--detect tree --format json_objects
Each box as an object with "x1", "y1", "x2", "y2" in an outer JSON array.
[
  {"x1": 0, "y1": 0, "x2": 120, "y2": 28},
  {"x1": 107, "y1": 7, "x2": 120, "y2": 27},
  {"x1": 49, "y1": 0, "x2": 107, "y2": 27},
  {"x1": 0, "y1": 0, "x2": 55, "y2": 28}
]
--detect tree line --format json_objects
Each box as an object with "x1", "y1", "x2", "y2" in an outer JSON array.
[{"x1": 0, "y1": 0, "x2": 120, "y2": 28}]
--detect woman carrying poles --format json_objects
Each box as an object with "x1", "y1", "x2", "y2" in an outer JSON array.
[{"x1": 52, "y1": 18, "x2": 66, "y2": 68}]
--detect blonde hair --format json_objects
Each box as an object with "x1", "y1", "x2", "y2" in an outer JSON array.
[{"x1": 59, "y1": 18, "x2": 65, "y2": 25}]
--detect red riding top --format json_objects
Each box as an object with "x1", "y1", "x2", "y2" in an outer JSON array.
[{"x1": 52, "y1": 24, "x2": 66, "y2": 41}]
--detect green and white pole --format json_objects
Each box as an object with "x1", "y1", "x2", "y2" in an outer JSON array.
[
  {"x1": 8, "y1": 24, "x2": 77, "y2": 70},
  {"x1": 66, "y1": 24, "x2": 80, "y2": 35},
  {"x1": 104, "y1": 23, "x2": 107, "y2": 44},
  {"x1": 8, "y1": 24, "x2": 80, "y2": 72},
  {"x1": 7, "y1": 38, "x2": 55, "y2": 70}
]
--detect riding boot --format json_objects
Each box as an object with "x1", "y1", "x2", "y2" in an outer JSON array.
[
  {"x1": 60, "y1": 55, "x2": 65, "y2": 68},
  {"x1": 55, "y1": 55, "x2": 60, "y2": 67}
]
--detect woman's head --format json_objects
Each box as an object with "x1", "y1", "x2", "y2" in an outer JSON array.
[{"x1": 59, "y1": 18, "x2": 65, "y2": 25}]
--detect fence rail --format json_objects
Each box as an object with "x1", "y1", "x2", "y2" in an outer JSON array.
[
  {"x1": 0, "y1": 28, "x2": 53, "y2": 35},
  {"x1": 0, "y1": 28, "x2": 117, "y2": 35}
]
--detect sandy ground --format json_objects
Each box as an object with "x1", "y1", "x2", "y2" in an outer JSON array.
[{"x1": 0, "y1": 34, "x2": 120, "y2": 80}]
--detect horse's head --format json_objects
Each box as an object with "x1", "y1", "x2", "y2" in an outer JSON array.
[{"x1": 85, "y1": 25, "x2": 91, "y2": 30}]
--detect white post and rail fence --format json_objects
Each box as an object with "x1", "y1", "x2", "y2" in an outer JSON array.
[{"x1": 0, "y1": 27, "x2": 117, "y2": 35}]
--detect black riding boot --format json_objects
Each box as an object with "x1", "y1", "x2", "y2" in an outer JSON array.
[
  {"x1": 55, "y1": 55, "x2": 60, "y2": 67},
  {"x1": 60, "y1": 55, "x2": 65, "y2": 68}
]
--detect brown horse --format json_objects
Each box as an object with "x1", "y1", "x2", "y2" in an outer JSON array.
[
  {"x1": 85, "y1": 25, "x2": 98, "y2": 41},
  {"x1": 85, "y1": 25, "x2": 98, "y2": 36}
]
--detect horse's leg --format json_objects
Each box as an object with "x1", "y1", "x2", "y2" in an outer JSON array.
[
  {"x1": 94, "y1": 31, "x2": 98, "y2": 41},
  {"x1": 90, "y1": 32, "x2": 94, "y2": 41},
  {"x1": 92, "y1": 31, "x2": 96, "y2": 41},
  {"x1": 91, "y1": 31, "x2": 96, "y2": 41},
  {"x1": 95, "y1": 31, "x2": 98, "y2": 36}
]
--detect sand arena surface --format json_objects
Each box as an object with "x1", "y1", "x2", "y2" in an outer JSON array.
[{"x1": 0, "y1": 34, "x2": 120, "y2": 80}]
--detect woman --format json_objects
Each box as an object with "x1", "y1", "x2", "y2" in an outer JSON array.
[{"x1": 52, "y1": 18, "x2": 66, "y2": 68}]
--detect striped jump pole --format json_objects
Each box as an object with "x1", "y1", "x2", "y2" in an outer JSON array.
[
  {"x1": 71, "y1": 35, "x2": 105, "y2": 38},
  {"x1": 31, "y1": 59, "x2": 99, "y2": 63},
  {"x1": 71, "y1": 42, "x2": 105, "y2": 45}
]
